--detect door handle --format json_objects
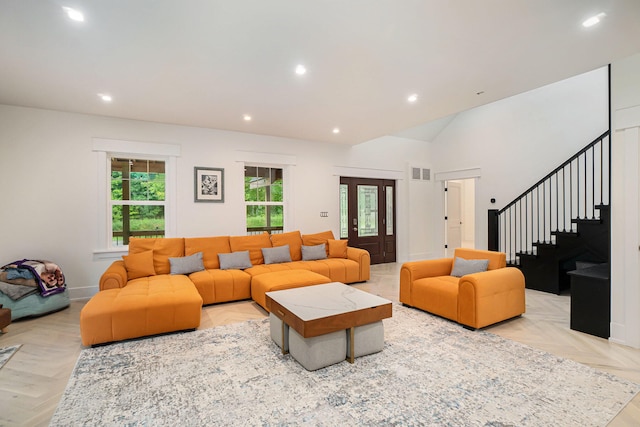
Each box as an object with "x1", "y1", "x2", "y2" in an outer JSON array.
[{"x1": 353, "y1": 227, "x2": 358, "y2": 231}]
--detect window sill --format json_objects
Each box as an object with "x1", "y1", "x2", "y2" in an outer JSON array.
[{"x1": 93, "y1": 248, "x2": 128, "y2": 261}]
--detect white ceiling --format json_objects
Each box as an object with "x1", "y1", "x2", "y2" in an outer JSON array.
[{"x1": 1, "y1": 1, "x2": 640, "y2": 144}]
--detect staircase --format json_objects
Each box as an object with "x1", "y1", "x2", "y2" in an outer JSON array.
[{"x1": 488, "y1": 131, "x2": 610, "y2": 294}]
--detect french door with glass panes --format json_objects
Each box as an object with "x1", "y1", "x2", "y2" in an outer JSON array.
[{"x1": 339, "y1": 177, "x2": 396, "y2": 264}]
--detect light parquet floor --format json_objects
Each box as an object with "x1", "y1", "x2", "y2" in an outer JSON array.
[{"x1": 1, "y1": 262, "x2": 639, "y2": 426}]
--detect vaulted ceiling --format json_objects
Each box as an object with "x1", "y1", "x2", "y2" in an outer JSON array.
[{"x1": 1, "y1": 1, "x2": 639, "y2": 144}]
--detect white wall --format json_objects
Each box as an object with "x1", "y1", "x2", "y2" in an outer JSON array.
[
  {"x1": 610, "y1": 52, "x2": 640, "y2": 348},
  {"x1": 430, "y1": 67, "x2": 609, "y2": 250},
  {"x1": 0, "y1": 63, "x2": 628, "y2": 337},
  {"x1": 345, "y1": 135, "x2": 439, "y2": 261},
  {"x1": 0, "y1": 106, "x2": 431, "y2": 298}
]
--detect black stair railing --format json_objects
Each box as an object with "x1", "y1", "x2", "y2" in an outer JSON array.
[{"x1": 491, "y1": 130, "x2": 610, "y2": 263}]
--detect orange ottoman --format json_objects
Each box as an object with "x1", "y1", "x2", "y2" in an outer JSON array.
[
  {"x1": 251, "y1": 270, "x2": 332, "y2": 311},
  {"x1": 80, "y1": 275, "x2": 203, "y2": 346}
]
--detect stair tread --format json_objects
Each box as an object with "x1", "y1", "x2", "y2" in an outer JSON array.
[
  {"x1": 533, "y1": 241, "x2": 556, "y2": 247},
  {"x1": 571, "y1": 218, "x2": 602, "y2": 224},
  {"x1": 516, "y1": 251, "x2": 536, "y2": 257},
  {"x1": 551, "y1": 230, "x2": 578, "y2": 236}
]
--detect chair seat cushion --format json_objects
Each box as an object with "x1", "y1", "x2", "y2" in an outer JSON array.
[{"x1": 411, "y1": 276, "x2": 459, "y2": 321}]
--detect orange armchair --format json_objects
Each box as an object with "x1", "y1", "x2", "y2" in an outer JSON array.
[{"x1": 400, "y1": 248, "x2": 525, "y2": 329}]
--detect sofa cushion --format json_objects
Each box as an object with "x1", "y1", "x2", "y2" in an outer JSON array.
[
  {"x1": 230, "y1": 232, "x2": 272, "y2": 265},
  {"x1": 262, "y1": 245, "x2": 292, "y2": 264},
  {"x1": 450, "y1": 257, "x2": 489, "y2": 277},
  {"x1": 246, "y1": 263, "x2": 300, "y2": 276},
  {"x1": 79, "y1": 274, "x2": 202, "y2": 346},
  {"x1": 328, "y1": 239, "x2": 348, "y2": 258},
  {"x1": 169, "y1": 252, "x2": 205, "y2": 275},
  {"x1": 184, "y1": 236, "x2": 231, "y2": 269},
  {"x1": 123, "y1": 250, "x2": 156, "y2": 280},
  {"x1": 302, "y1": 231, "x2": 335, "y2": 256},
  {"x1": 246, "y1": 258, "x2": 362, "y2": 284},
  {"x1": 188, "y1": 269, "x2": 252, "y2": 304},
  {"x1": 219, "y1": 251, "x2": 252, "y2": 270},
  {"x1": 302, "y1": 244, "x2": 327, "y2": 261},
  {"x1": 301, "y1": 259, "x2": 361, "y2": 284},
  {"x1": 270, "y1": 231, "x2": 303, "y2": 261},
  {"x1": 251, "y1": 269, "x2": 331, "y2": 311},
  {"x1": 128, "y1": 237, "x2": 185, "y2": 275}
]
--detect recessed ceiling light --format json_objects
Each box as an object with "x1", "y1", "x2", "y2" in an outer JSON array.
[
  {"x1": 62, "y1": 6, "x2": 84, "y2": 22},
  {"x1": 407, "y1": 94, "x2": 418, "y2": 103},
  {"x1": 98, "y1": 93, "x2": 112, "y2": 102},
  {"x1": 243, "y1": 114, "x2": 252, "y2": 122},
  {"x1": 582, "y1": 12, "x2": 606, "y2": 28},
  {"x1": 332, "y1": 128, "x2": 340, "y2": 134},
  {"x1": 295, "y1": 64, "x2": 307, "y2": 76}
]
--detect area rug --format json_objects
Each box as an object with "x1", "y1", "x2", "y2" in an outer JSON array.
[
  {"x1": 0, "y1": 344, "x2": 21, "y2": 370},
  {"x1": 51, "y1": 305, "x2": 639, "y2": 426}
]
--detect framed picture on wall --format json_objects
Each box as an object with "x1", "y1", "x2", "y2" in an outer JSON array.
[{"x1": 194, "y1": 167, "x2": 224, "y2": 203}]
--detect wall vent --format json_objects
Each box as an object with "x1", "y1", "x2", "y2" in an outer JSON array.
[
  {"x1": 411, "y1": 167, "x2": 431, "y2": 181},
  {"x1": 411, "y1": 167, "x2": 421, "y2": 180}
]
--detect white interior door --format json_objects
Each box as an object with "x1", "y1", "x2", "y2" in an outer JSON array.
[{"x1": 446, "y1": 181, "x2": 462, "y2": 257}]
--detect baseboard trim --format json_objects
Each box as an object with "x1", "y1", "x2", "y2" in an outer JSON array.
[
  {"x1": 68, "y1": 286, "x2": 98, "y2": 300},
  {"x1": 609, "y1": 322, "x2": 626, "y2": 346}
]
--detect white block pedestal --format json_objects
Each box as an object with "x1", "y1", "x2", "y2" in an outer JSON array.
[
  {"x1": 269, "y1": 314, "x2": 385, "y2": 371},
  {"x1": 347, "y1": 321, "x2": 384, "y2": 358},
  {"x1": 288, "y1": 328, "x2": 347, "y2": 371},
  {"x1": 269, "y1": 313, "x2": 289, "y2": 352}
]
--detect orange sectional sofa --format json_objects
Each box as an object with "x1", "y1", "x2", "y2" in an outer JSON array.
[
  {"x1": 80, "y1": 230, "x2": 370, "y2": 346},
  {"x1": 399, "y1": 248, "x2": 525, "y2": 329}
]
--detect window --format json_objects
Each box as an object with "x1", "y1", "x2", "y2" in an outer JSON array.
[
  {"x1": 110, "y1": 158, "x2": 166, "y2": 246},
  {"x1": 93, "y1": 138, "x2": 178, "y2": 255},
  {"x1": 244, "y1": 166, "x2": 283, "y2": 234}
]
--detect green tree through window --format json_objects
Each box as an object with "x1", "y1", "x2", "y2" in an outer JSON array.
[
  {"x1": 244, "y1": 166, "x2": 283, "y2": 233},
  {"x1": 111, "y1": 158, "x2": 166, "y2": 245}
]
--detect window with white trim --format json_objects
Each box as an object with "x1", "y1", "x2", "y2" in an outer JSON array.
[
  {"x1": 244, "y1": 165, "x2": 284, "y2": 234},
  {"x1": 93, "y1": 138, "x2": 179, "y2": 254},
  {"x1": 110, "y1": 157, "x2": 166, "y2": 246}
]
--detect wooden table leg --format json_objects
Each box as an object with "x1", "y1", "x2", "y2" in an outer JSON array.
[
  {"x1": 348, "y1": 327, "x2": 355, "y2": 363},
  {"x1": 281, "y1": 320, "x2": 288, "y2": 355}
]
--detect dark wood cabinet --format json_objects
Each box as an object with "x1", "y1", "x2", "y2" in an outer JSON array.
[{"x1": 568, "y1": 264, "x2": 610, "y2": 339}]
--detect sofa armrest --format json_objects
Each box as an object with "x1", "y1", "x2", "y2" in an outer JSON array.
[
  {"x1": 399, "y1": 258, "x2": 454, "y2": 304},
  {"x1": 457, "y1": 267, "x2": 526, "y2": 329},
  {"x1": 99, "y1": 260, "x2": 128, "y2": 291},
  {"x1": 346, "y1": 247, "x2": 371, "y2": 281}
]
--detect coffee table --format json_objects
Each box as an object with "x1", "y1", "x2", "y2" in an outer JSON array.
[{"x1": 265, "y1": 282, "x2": 392, "y2": 369}]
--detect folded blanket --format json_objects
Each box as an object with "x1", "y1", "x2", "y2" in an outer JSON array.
[
  {"x1": 0, "y1": 260, "x2": 66, "y2": 297},
  {"x1": 0, "y1": 281, "x2": 38, "y2": 300},
  {"x1": 0, "y1": 271, "x2": 38, "y2": 288}
]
